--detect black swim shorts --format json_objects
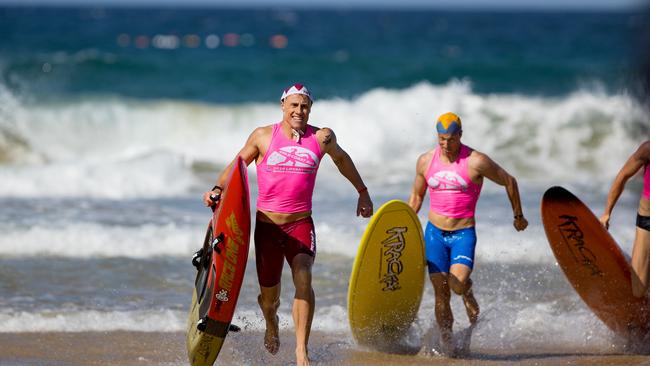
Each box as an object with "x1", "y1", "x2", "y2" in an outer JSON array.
[{"x1": 636, "y1": 213, "x2": 650, "y2": 232}]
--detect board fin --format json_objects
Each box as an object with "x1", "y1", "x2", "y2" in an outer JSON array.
[
  {"x1": 228, "y1": 324, "x2": 241, "y2": 332},
  {"x1": 191, "y1": 248, "x2": 203, "y2": 269}
]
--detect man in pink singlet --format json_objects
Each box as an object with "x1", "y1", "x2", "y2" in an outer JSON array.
[
  {"x1": 600, "y1": 141, "x2": 650, "y2": 298},
  {"x1": 408, "y1": 112, "x2": 528, "y2": 356},
  {"x1": 203, "y1": 83, "x2": 373, "y2": 366}
]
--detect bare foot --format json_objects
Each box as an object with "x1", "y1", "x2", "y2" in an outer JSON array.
[
  {"x1": 258, "y1": 294, "x2": 280, "y2": 355},
  {"x1": 264, "y1": 315, "x2": 280, "y2": 355},
  {"x1": 439, "y1": 329, "x2": 456, "y2": 357},
  {"x1": 455, "y1": 323, "x2": 476, "y2": 357},
  {"x1": 418, "y1": 325, "x2": 437, "y2": 356},
  {"x1": 419, "y1": 326, "x2": 454, "y2": 357},
  {"x1": 296, "y1": 347, "x2": 310, "y2": 366}
]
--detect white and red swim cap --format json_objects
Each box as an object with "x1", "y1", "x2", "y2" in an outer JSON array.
[{"x1": 281, "y1": 83, "x2": 313, "y2": 101}]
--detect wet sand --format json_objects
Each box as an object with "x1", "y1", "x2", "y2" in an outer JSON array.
[{"x1": 2, "y1": 330, "x2": 650, "y2": 366}]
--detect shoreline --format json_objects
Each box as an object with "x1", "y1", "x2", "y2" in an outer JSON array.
[{"x1": 2, "y1": 331, "x2": 650, "y2": 366}]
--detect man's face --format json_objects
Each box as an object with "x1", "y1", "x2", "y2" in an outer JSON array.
[
  {"x1": 281, "y1": 94, "x2": 312, "y2": 130},
  {"x1": 437, "y1": 132, "x2": 462, "y2": 156}
]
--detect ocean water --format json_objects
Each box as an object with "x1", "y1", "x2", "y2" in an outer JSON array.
[{"x1": 1, "y1": 5, "x2": 649, "y2": 359}]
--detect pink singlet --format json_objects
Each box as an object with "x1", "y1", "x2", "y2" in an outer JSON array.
[
  {"x1": 256, "y1": 122, "x2": 324, "y2": 213},
  {"x1": 642, "y1": 163, "x2": 650, "y2": 200},
  {"x1": 426, "y1": 144, "x2": 483, "y2": 219}
]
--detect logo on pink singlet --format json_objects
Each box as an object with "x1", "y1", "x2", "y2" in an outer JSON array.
[
  {"x1": 427, "y1": 171, "x2": 469, "y2": 192},
  {"x1": 266, "y1": 146, "x2": 320, "y2": 174}
]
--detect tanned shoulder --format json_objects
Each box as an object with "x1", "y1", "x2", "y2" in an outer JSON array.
[
  {"x1": 639, "y1": 141, "x2": 650, "y2": 161},
  {"x1": 316, "y1": 127, "x2": 335, "y2": 146},
  {"x1": 417, "y1": 149, "x2": 434, "y2": 174},
  {"x1": 251, "y1": 124, "x2": 272, "y2": 139},
  {"x1": 467, "y1": 149, "x2": 495, "y2": 176}
]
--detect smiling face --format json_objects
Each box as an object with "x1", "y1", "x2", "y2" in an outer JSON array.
[{"x1": 281, "y1": 94, "x2": 312, "y2": 131}]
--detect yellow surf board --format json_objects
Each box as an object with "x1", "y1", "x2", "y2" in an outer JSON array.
[{"x1": 348, "y1": 200, "x2": 426, "y2": 348}]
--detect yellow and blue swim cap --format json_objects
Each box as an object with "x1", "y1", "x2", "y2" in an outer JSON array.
[{"x1": 436, "y1": 112, "x2": 462, "y2": 134}]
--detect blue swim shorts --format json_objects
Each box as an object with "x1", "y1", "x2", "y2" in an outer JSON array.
[{"x1": 424, "y1": 222, "x2": 477, "y2": 274}]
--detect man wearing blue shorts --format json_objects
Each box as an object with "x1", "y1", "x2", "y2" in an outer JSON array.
[{"x1": 409, "y1": 112, "x2": 528, "y2": 356}]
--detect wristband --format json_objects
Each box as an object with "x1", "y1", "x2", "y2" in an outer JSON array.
[
  {"x1": 514, "y1": 214, "x2": 523, "y2": 219},
  {"x1": 357, "y1": 186, "x2": 368, "y2": 194}
]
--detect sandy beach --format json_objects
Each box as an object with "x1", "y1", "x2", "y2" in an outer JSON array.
[
  {"x1": 2, "y1": 6, "x2": 650, "y2": 366},
  {"x1": 2, "y1": 330, "x2": 650, "y2": 366}
]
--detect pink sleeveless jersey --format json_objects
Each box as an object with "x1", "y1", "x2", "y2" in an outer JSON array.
[
  {"x1": 426, "y1": 144, "x2": 483, "y2": 219},
  {"x1": 256, "y1": 123, "x2": 324, "y2": 213},
  {"x1": 642, "y1": 163, "x2": 650, "y2": 200}
]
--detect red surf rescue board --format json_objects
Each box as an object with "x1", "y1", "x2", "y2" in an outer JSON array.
[{"x1": 187, "y1": 156, "x2": 251, "y2": 366}]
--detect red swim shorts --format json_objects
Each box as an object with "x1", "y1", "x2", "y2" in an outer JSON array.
[{"x1": 254, "y1": 216, "x2": 316, "y2": 287}]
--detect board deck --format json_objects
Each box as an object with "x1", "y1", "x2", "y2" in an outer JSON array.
[
  {"x1": 541, "y1": 186, "x2": 650, "y2": 337},
  {"x1": 348, "y1": 200, "x2": 426, "y2": 349}
]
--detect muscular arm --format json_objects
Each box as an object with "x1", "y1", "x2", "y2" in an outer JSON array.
[
  {"x1": 201, "y1": 127, "x2": 266, "y2": 206},
  {"x1": 473, "y1": 152, "x2": 528, "y2": 231},
  {"x1": 319, "y1": 128, "x2": 373, "y2": 217},
  {"x1": 600, "y1": 141, "x2": 650, "y2": 228},
  {"x1": 408, "y1": 152, "x2": 431, "y2": 214}
]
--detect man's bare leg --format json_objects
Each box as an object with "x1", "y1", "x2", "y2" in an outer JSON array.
[
  {"x1": 449, "y1": 264, "x2": 479, "y2": 324},
  {"x1": 462, "y1": 284, "x2": 480, "y2": 325},
  {"x1": 430, "y1": 273, "x2": 454, "y2": 354},
  {"x1": 258, "y1": 285, "x2": 281, "y2": 355},
  {"x1": 291, "y1": 254, "x2": 314, "y2": 366},
  {"x1": 448, "y1": 264, "x2": 479, "y2": 357}
]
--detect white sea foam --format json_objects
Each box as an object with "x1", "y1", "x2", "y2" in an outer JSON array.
[
  {"x1": 0, "y1": 223, "x2": 202, "y2": 258},
  {"x1": 0, "y1": 81, "x2": 647, "y2": 198},
  {"x1": 0, "y1": 305, "x2": 348, "y2": 333},
  {"x1": 416, "y1": 287, "x2": 620, "y2": 352},
  {"x1": 0, "y1": 309, "x2": 186, "y2": 332},
  {"x1": 0, "y1": 151, "x2": 198, "y2": 199}
]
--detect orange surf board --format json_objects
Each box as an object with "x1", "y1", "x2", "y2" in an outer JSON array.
[{"x1": 541, "y1": 186, "x2": 650, "y2": 337}]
